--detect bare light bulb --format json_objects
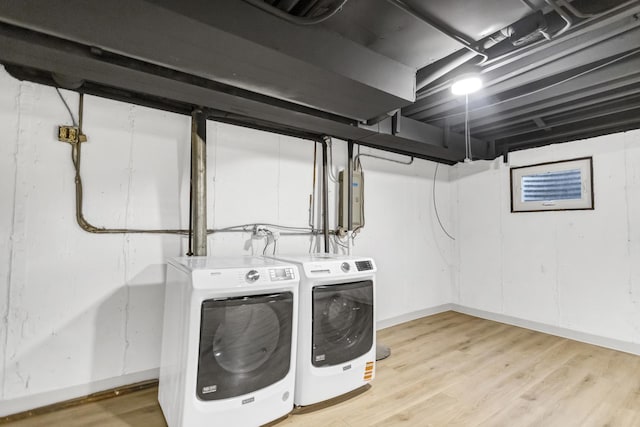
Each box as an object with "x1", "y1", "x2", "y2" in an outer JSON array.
[{"x1": 451, "y1": 75, "x2": 483, "y2": 95}]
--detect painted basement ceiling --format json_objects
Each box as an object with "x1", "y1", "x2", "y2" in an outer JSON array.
[{"x1": 0, "y1": 0, "x2": 638, "y2": 162}]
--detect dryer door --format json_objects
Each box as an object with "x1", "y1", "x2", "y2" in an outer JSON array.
[
  {"x1": 312, "y1": 280, "x2": 374, "y2": 367},
  {"x1": 196, "y1": 292, "x2": 293, "y2": 400}
]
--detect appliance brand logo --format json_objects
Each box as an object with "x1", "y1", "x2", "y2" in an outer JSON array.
[
  {"x1": 342, "y1": 364, "x2": 352, "y2": 371},
  {"x1": 242, "y1": 397, "x2": 255, "y2": 405},
  {"x1": 202, "y1": 385, "x2": 217, "y2": 394}
]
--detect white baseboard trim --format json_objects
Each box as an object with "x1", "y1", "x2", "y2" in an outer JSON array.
[
  {"x1": 377, "y1": 304, "x2": 454, "y2": 330},
  {"x1": 451, "y1": 304, "x2": 640, "y2": 356},
  {"x1": 0, "y1": 368, "x2": 159, "y2": 417}
]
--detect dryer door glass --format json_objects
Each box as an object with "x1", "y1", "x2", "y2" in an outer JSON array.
[
  {"x1": 196, "y1": 292, "x2": 293, "y2": 400},
  {"x1": 312, "y1": 280, "x2": 373, "y2": 367}
]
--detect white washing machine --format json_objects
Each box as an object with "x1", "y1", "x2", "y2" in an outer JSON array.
[
  {"x1": 158, "y1": 256, "x2": 299, "y2": 427},
  {"x1": 268, "y1": 254, "x2": 377, "y2": 407}
]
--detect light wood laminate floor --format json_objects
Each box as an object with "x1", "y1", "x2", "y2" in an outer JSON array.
[{"x1": 4, "y1": 311, "x2": 640, "y2": 426}]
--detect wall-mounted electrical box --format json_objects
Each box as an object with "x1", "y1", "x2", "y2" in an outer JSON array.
[{"x1": 338, "y1": 170, "x2": 364, "y2": 229}]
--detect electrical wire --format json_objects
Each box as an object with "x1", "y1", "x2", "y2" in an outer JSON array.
[
  {"x1": 433, "y1": 163, "x2": 455, "y2": 240},
  {"x1": 55, "y1": 87, "x2": 77, "y2": 127},
  {"x1": 333, "y1": 233, "x2": 349, "y2": 249},
  {"x1": 262, "y1": 230, "x2": 274, "y2": 255},
  {"x1": 216, "y1": 223, "x2": 314, "y2": 232},
  {"x1": 464, "y1": 93, "x2": 472, "y2": 162}
]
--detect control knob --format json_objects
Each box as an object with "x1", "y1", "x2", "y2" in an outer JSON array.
[{"x1": 245, "y1": 270, "x2": 260, "y2": 283}]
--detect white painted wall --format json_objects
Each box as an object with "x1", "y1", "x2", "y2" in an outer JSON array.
[
  {"x1": 452, "y1": 131, "x2": 640, "y2": 347},
  {"x1": 4, "y1": 62, "x2": 639, "y2": 418},
  {"x1": 0, "y1": 67, "x2": 453, "y2": 415}
]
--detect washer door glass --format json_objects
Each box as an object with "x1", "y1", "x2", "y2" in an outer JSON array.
[
  {"x1": 312, "y1": 280, "x2": 373, "y2": 367},
  {"x1": 196, "y1": 292, "x2": 293, "y2": 400}
]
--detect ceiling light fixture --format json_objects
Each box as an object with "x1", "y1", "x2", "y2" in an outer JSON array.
[
  {"x1": 451, "y1": 74, "x2": 483, "y2": 96},
  {"x1": 451, "y1": 74, "x2": 483, "y2": 163}
]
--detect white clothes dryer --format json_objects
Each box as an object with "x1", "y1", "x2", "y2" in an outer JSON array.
[
  {"x1": 158, "y1": 256, "x2": 299, "y2": 427},
  {"x1": 268, "y1": 254, "x2": 376, "y2": 407}
]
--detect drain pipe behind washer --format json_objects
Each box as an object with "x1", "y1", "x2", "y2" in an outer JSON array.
[
  {"x1": 321, "y1": 138, "x2": 330, "y2": 253},
  {"x1": 191, "y1": 109, "x2": 207, "y2": 256},
  {"x1": 347, "y1": 141, "x2": 354, "y2": 255}
]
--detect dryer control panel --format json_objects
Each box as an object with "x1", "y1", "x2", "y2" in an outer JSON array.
[{"x1": 269, "y1": 267, "x2": 296, "y2": 281}]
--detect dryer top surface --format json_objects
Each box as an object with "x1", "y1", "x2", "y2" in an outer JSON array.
[
  {"x1": 267, "y1": 254, "x2": 376, "y2": 278},
  {"x1": 269, "y1": 253, "x2": 374, "y2": 265}
]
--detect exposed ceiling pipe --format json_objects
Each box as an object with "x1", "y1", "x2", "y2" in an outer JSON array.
[
  {"x1": 416, "y1": 1, "x2": 633, "y2": 96},
  {"x1": 543, "y1": 0, "x2": 573, "y2": 38},
  {"x1": 416, "y1": 49, "x2": 480, "y2": 92},
  {"x1": 386, "y1": 0, "x2": 488, "y2": 62},
  {"x1": 557, "y1": 0, "x2": 594, "y2": 18},
  {"x1": 241, "y1": 0, "x2": 348, "y2": 25},
  {"x1": 414, "y1": 6, "x2": 565, "y2": 93}
]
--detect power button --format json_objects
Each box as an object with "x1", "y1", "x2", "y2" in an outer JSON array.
[{"x1": 245, "y1": 270, "x2": 260, "y2": 283}]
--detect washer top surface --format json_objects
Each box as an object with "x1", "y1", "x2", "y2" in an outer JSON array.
[
  {"x1": 168, "y1": 256, "x2": 299, "y2": 289},
  {"x1": 169, "y1": 256, "x2": 291, "y2": 272}
]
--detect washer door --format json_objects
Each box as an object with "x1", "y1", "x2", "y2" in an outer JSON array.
[
  {"x1": 196, "y1": 292, "x2": 293, "y2": 400},
  {"x1": 312, "y1": 280, "x2": 374, "y2": 367}
]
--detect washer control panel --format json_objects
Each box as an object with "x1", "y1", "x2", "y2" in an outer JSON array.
[{"x1": 269, "y1": 267, "x2": 296, "y2": 281}]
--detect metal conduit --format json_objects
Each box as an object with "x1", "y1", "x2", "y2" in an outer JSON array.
[
  {"x1": 353, "y1": 153, "x2": 414, "y2": 166},
  {"x1": 70, "y1": 93, "x2": 323, "y2": 239},
  {"x1": 72, "y1": 94, "x2": 191, "y2": 235}
]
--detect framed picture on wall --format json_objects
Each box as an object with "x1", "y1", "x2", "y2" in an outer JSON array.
[{"x1": 510, "y1": 157, "x2": 594, "y2": 213}]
